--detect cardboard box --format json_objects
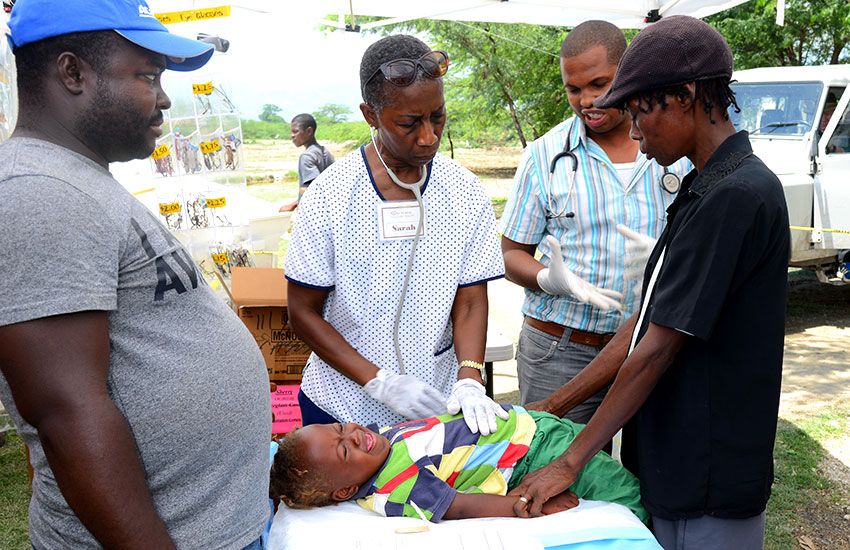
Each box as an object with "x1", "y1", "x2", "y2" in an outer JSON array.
[
  {"x1": 271, "y1": 383, "x2": 302, "y2": 435},
  {"x1": 231, "y1": 267, "x2": 311, "y2": 383}
]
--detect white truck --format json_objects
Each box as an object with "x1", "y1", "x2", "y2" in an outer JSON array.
[{"x1": 730, "y1": 65, "x2": 850, "y2": 283}]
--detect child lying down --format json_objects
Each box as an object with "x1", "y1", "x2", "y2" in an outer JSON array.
[{"x1": 270, "y1": 405, "x2": 648, "y2": 525}]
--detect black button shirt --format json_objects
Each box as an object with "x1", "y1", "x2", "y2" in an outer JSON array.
[{"x1": 629, "y1": 131, "x2": 791, "y2": 520}]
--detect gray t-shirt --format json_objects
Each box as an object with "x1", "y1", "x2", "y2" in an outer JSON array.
[
  {"x1": 298, "y1": 143, "x2": 334, "y2": 187},
  {"x1": 0, "y1": 138, "x2": 271, "y2": 549}
]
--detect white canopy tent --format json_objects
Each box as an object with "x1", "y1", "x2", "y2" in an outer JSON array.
[
  {"x1": 314, "y1": 0, "x2": 753, "y2": 31},
  {"x1": 148, "y1": 1, "x2": 754, "y2": 31},
  {"x1": 136, "y1": 0, "x2": 763, "y2": 127}
]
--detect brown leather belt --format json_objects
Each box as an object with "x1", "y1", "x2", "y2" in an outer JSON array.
[{"x1": 525, "y1": 316, "x2": 615, "y2": 348}]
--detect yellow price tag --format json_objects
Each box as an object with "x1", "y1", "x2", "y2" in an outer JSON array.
[
  {"x1": 211, "y1": 252, "x2": 228, "y2": 264},
  {"x1": 155, "y1": 6, "x2": 231, "y2": 24},
  {"x1": 151, "y1": 143, "x2": 171, "y2": 160},
  {"x1": 192, "y1": 82, "x2": 214, "y2": 95},
  {"x1": 206, "y1": 197, "x2": 227, "y2": 208},
  {"x1": 159, "y1": 201, "x2": 182, "y2": 215},
  {"x1": 200, "y1": 140, "x2": 221, "y2": 154},
  {"x1": 0, "y1": 68, "x2": 9, "y2": 85}
]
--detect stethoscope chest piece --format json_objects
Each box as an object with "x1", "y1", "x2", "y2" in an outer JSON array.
[{"x1": 660, "y1": 170, "x2": 681, "y2": 194}]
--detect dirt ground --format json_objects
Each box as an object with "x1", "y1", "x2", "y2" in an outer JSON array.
[
  {"x1": 242, "y1": 140, "x2": 352, "y2": 179},
  {"x1": 782, "y1": 271, "x2": 850, "y2": 549}
]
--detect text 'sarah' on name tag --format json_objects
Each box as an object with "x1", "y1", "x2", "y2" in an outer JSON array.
[{"x1": 377, "y1": 200, "x2": 427, "y2": 241}]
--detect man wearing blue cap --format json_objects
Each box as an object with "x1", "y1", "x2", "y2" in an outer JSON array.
[{"x1": 0, "y1": 1, "x2": 271, "y2": 549}]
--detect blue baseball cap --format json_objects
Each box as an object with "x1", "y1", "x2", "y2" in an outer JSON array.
[{"x1": 7, "y1": 0, "x2": 214, "y2": 71}]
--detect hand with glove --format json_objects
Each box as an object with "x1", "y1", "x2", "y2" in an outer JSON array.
[
  {"x1": 364, "y1": 368, "x2": 448, "y2": 420},
  {"x1": 446, "y1": 378, "x2": 510, "y2": 435},
  {"x1": 616, "y1": 224, "x2": 658, "y2": 282},
  {"x1": 536, "y1": 235, "x2": 624, "y2": 311}
]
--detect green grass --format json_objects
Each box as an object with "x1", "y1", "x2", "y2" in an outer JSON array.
[
  {"x1": 491, "y1": 196, "x2": 508, "y2": 219},
  {"x1": 766, "y1": 420, "x2": 829, "y2": 548},
  {"x1": 246, "y1": 181, "x2": 297, "y2": 203},
  {"x1": 798, "y1": 406, "x2": 850, "y2": 441},
  {"x1": 765, "y1": 405, "x2": 849, "y2": 549},
  {"x1": 0, "y1": 431, "x2": 31, "y2": 550}
]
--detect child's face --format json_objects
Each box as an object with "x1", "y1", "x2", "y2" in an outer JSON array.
[
  {"x1": 299, "y1": 422, "x2": 390, "y2": 499},
  {"x1": 291, "y1": 122, "x2": 311, "y2": 147}
]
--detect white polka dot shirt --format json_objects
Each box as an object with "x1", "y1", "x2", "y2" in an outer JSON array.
[{"x1": 285, "y1": 148, "x2": 505, "y2": 426}]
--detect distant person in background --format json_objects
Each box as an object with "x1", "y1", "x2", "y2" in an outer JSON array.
[{"x1": 279, "y1": 113, "x2": 335, "y2": 212}]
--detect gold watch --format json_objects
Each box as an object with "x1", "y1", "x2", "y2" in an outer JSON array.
[{"x1": 459, "y1": 360, "x2": 487, "y2": 385}]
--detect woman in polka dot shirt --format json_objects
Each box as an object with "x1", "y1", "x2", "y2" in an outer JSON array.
[{"x1": 284, "y1": 34, "x2": 507, "y2": 434}]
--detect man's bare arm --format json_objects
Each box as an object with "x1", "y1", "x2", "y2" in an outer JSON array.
[
  {"x1": 445, "y1": 489, "x2": 578, "y2": 519},
  {"x1": 287, "y1": 281, "x2": 380, "y2": 385},
  {"x1": 501, "y1": 236, "x2": 544, "y2": 290},
  {"x1": 451, "y1": 282, "x2": 488, "y2": 381},
  {"x1": 0, "y1": 311, "x2": 176, "y2": 549},
  {"x1": 527, "y1": 314, "x2": 637, "y2": 417},
  {"x1": 511, "y1": 323, "x2": 688, "y2": 516}
]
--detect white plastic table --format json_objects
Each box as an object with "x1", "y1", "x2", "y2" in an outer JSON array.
[{"x1": 484, "y1": 324, "x2": 514, "y2": 398}]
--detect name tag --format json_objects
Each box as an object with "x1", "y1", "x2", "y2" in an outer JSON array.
[{"x1": 377, "y1": 200, "x2": 426, "y2": 241}]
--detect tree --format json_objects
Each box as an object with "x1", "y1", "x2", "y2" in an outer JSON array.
[
  {"x1": 259, "y1": 103, "x2": 284, "y2": 123},
  {"x1": 313, "y1": 103, "x2": 353, "y2": 124},
  {"x1": 351, "y1": 2, "x2": 849, "y2": 147},
  {"x1": 708, "y1": 0, "x2": 850, "y2": 68}
]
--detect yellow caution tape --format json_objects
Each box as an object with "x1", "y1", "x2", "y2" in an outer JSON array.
[
  {"x1": 155, "y1": 6, "x2": 231, "y2": 24},
  {"x1": 790, "y1": 225, "x2": 850, "y2": 236}
]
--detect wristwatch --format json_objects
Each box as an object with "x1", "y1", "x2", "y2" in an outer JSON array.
[{"x1": 459, "y1": 360, "x2": 487, "y2": 385}]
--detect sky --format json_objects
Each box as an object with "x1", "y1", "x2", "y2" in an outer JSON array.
[{"x1": 155, "y1": 5, "x2": 390, "y2": 122}]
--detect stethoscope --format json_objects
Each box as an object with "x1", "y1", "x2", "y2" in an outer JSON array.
[
  {"x1": 370, "y1": 127, "x2": 426, "y2": 376},
  {"x1": 546, "y1": 120, "x2": 682, "y2": 219}
]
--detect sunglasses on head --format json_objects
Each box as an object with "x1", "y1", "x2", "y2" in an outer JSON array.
[{"x1": 366, "y1": 50, "x2": 450, "y2": 91}]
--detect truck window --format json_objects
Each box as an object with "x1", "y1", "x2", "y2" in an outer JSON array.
[
  {"x1": 826, "y1": 97, "x2": 850, "y2": 154},
  {"x1": 729, "y1": 82, "x2": 823, "y2": 136},
  {"x1": 819, "y1": 91, "x2": 839, "y2": 134}
]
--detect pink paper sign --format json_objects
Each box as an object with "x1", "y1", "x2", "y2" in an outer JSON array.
[{"x1": 271, "y1": 384, "x2": 302, "y2": 434}]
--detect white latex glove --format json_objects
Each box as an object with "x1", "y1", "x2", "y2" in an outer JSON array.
[
  {"x1": 446, "y1": 378, "x2": 510, "y2": 435},
  {"x1": 616, "y1": 224, "x2": 658, "y2": 282},
  {"x1": 536, "y1": 235, "x2": 624, "y2": 311},
  {"x1": 364, "y1": 369, "x2": 448, "y2": 420}
]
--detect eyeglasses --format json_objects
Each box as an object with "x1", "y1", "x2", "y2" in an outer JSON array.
[{"x1": 365, "y1": 50, "x2": 449, "y2": 91}]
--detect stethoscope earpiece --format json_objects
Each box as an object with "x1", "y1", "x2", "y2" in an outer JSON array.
[{"x1": 660, "y1": 167, "x2": 681, "y2": 194}]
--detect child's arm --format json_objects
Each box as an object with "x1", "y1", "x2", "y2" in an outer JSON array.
[{"x1": 443, "y1": 490, "x2": 578, "y2": 519}]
